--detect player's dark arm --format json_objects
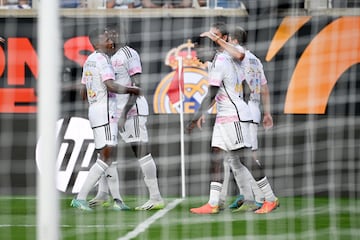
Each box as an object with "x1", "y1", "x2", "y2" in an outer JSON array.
[
  {"x1": 104, "y1": 79, "x2": 140, "y2": 95},
  {"x1": 118, "y1": 94, "x2": 137, "y2": 129},
  {"x1": 119, "y1": 73, "x2": 141, "y2": 128},
  {"x1": 121, "y1": 73, "x2": 141, "y2": 117},
  {"x1": 80, "y1": 84, "x2": 87, "y2": 101},
  {"x1": 131, "y1": 73, "x2": 141, "y2": 87},
  {"x1": 192, "y1": 86, "x2": 218, "y2": 121},
  {"x1": 121, "y1": 95, "x2": 137, "y2": 117},
  {"x1": 185, "y1": 85, "x2": 219, "y2": 134}
]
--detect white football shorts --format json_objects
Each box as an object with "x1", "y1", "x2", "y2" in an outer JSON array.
[
  {"x1": 211, "y1": 121, "x2": 252, "y2": 151},
  {"x1": 249, "y1": 122, "x2": 258, "y2": 151},
  {"x1": 110, "y1": 115, "x2": 149, "y2": 144},
  {"x1": 92, "y1": 123, "x2": 116, "y2": 150}
]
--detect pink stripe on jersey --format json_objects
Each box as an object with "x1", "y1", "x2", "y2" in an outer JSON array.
[
  {"x1": 216, "y1": 55, "x2": 227, "y2": 62},
  {"x1": 101, "y1": 73, "x2": 115, "y2": 82},
  {"x1": 215, "y1": 93, "x2": 228, "y2": 102},
  {"x1": 129, "y1": 66, "x2": 142, "y2": 76},
  {"x1": 215, "y1": 115, "x2": 240, "y2": 124},
  {"x1": 209, "y1": 78, "x2": 221, "y2": 86}
]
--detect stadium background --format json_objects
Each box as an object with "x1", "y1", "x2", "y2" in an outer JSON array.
[{"x1": 0, "y1": 10, "x2": 359, "y2": 201}]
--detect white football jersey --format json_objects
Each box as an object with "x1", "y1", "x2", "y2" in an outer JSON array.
[
  {"x1": 81, "y1": 51, "x2": 116, "y2": 128},
  {"x1": 208, "y1": 51, "x2": 252, "y2": 123},
  {"x1": 239, "y1": 49, "x2": 267, "y2": 123},
  {"x1": 110, "y1": 46, "x2": 149, "y2": 118}
]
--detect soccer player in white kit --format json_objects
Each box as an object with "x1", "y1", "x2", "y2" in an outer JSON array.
[
  {"x1": 199, "y1": 26, "x2": 279, "y2": 214},
  {"x1": 186, "y1": 22, "x2": 253, "y2": 214},
  {"x1": 222, "y1": 27, "x2": 279, "y2": 213},
  {"x1": 89, "y1": 26, "x2": 164, "y2": 211},
  {"x1": 70, "y1": 28, "x2": 140, "y2": 211}
]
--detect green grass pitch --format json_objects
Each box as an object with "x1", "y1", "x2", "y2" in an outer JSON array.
[{"x1": 0, "y1": 196, "x2": 359, "y2": 240}]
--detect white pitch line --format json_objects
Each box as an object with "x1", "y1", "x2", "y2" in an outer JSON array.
[{"x1": 117, "y1": 198, "x2": 184, "y2": 240}]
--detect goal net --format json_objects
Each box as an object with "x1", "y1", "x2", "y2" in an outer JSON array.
[{"x1": 0, "y1": 1, "x2": 359, "y2": 239}]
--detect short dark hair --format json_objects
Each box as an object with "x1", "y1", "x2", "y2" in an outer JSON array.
[
  {"x1": 192, "y1": 35, "x2": 217, "y2": 63},
  {"x1": 89, "y1": 27, "x2": 107, "y2": 47},
  {"x1": 212, "y1": 22, "x2": 229, "y2": 36},
  {"x1": 106, "y1": 25, "x2": 127, "y2": 48},
  {"x1": 233, "y1": 26, "x2": 247, "y2": 45}
]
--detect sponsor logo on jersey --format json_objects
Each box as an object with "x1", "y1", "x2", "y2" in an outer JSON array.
[{"x1": 36, "y1": 117, "x2": 96, "y2": 193}]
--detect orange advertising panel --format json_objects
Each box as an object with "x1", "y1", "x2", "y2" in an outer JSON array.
[
  {"x1": 273, "y1": 17, "x2": 360, "y2": 114},
  {"x1": 0, "y1": 36, "x2": 94, "y2": 113},
  {"x1": 0, "y1": 16, "x2": 359, "y2": 115}
]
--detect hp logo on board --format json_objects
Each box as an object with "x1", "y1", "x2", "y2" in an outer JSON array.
[{"x1": 35, "y1": 117, "x2": 97, "y2": 193}]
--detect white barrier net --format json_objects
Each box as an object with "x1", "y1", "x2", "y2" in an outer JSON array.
[{"x1": 0, "y1": 1, "x2": 359, "y2": 239}]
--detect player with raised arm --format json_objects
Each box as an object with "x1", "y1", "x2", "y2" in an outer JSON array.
[
  {"x1": 70, "y1": 27, "x2": 140, "y2": 211},
  {"x1": 89, "y1": 26, "x2": 165, "y2": 211},
  {"x1": 194, "y1": 25, "x2": 257, "y2": 211},
  {"x1": 229, "y1": 26, "x2": 278, "y2": 213},
  {"x1": 204, "y1": 26, "x2": 279, "y2": 213},
  {"x1": 186, "y1": 22, "x2": 252, "y2": 214}
]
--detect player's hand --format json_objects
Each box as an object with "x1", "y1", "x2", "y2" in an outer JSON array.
[
  {"x1": 196, "y1": 115, "x2": 205, "y2": 129},
  {"x1": 185, "y1": 120, "x2": 196, "y2": 135},
  {"x1": 0, "y1": 37, "x2": 5, "y2": 44},
  {"x1": 200, "y1": 31, "x2": 218, "y2": 42},
  {"x1": 263, "y1": 113, "x2": 273, "y2": 130},
  {"x1": 127, "y1": 86, "x2": 141, "y2": 96}
]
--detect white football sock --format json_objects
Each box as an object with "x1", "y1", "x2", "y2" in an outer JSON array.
[
  {"x1": 247, "y1": 165, "x2": 265, "y2": 203},
  {"x1": 139, "y1": 154, "x2": 162, "y2": 200},
  {"x1": 208, "y1": 182, "x2": 222, "y2": 206},
  {"x1": 144, "y1": 178, "x2": 162, "y2": 201},
  {"x1": 105, "y1": 162, "x2": 123, "y2": 201},
  {"x1": 256, "y1": 176, "x2": 276, "y2": 202},
  {"x1": 77, "y1": 159, "x2": 108, "y2": 200},
  {"x1": 219, "y1": 158, "x2": 231, "y2": 204},
  {"x1": 230, "y1": 158, "x2": 254, "y2": 201},
  {"x1": 94, "y1": 174, "x2": 109, "y2": 200}
]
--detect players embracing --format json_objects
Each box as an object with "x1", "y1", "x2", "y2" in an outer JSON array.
[
  {"x1": 71, "y1": 26, "x2": 164, "y2": 211},
  {"x1": 186, "y1": 22, "x2": 279, "y2": 214}
]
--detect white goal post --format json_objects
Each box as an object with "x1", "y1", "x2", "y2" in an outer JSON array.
[{"x1": 37, "y1": 0, "x2": 61, "y2": 240}]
